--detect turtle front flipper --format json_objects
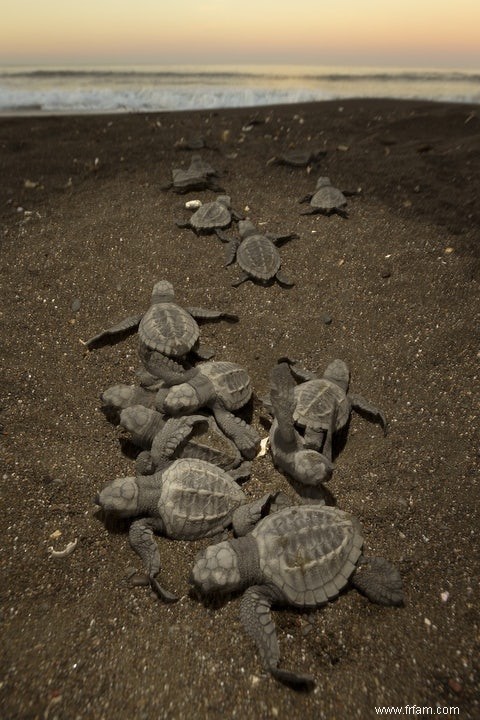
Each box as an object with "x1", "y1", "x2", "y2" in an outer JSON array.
[
  {"x1": 82, "y1": 313, "x2": 144, "y2": 348},
  {"x1": 186, "y1": 307, "x2": 238, "y2": 323},
  {"x1": 151, "y1": 415, "x2": 209, "y2": 463},
  {"x1": 240, "y1": 585, "x2": 315, "y2": 692},
  {"x1": 211, "y1": 405, "x2": 260, "y2": 459},
  {"x1": 129, "y1": 518, "x2": 179, "y2": 602},
  {"x1": 231, "y1": 271, "x2": 250, "y2": 288},
  {"x1": 348, "y1": 393, "x2": 388, "y2": 435}
]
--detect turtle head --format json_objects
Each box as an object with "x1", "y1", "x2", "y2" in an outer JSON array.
[
  {"x1": 238, "y1": 220, "x2": 256, "y2": 239},
  {"x1": 96, "y1": 477, "x2": 139, "y2": 517},
  {"x1": 323, "y1": 359, "x2": 350, "y2": 392},
  {"x1": 216, "y1": 195, "x2": 231, "y2": 208},
  {"x1": 190, "y1": 540, "x2": 242, "y2": 596},
  {"x1": 315, "y1": 176, "x2": 331, "y2": 189},
  {"x1": 151, "y1": 280, "x2": 174, "y2": 304},
  {"x1": 293, "y1": 449, "x2": 333, "y2": 486},
  {"x1": 163, "y1": 373, "x2": 214, "y2": 415},
  {"x1": 101, "y1": 384, "x2": 136, "y2": 411}
]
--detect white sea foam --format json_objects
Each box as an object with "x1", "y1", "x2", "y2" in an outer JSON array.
[{"x1": 0, "y1": 65, "x2": 478, "y2": 114}]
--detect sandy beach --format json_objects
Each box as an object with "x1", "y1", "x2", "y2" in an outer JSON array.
[{"x1": 1, "y1": 98, "x2": 479, "y2": 719}]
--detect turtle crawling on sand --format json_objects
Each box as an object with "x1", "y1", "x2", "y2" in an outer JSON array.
[
  {"x1": 268, "y1": 362, "x2": 335, "y2": 489},
  {"x1": 116, "y1": 404, "x2": 243, "y2": 473},
  {"x1": 191, "y1": 504, "x2": 403, "y2": 690},
  {"x1": 224, "y1": 220, "x2": 297, "y2": 288},
  {"x1": 286, "y1": 358, "x2": 387, "y2": 451},
  {"x1": 83, "y1": 280, "x2": 237, "y2": 371},
  {"x1": 177, "y1": 195, "x2": 244, "y2": 236},
  {"x1": 150, "y1": 360, "x2": 260, "y2": 460},
  {"x1": 299, "y1": 176, "x2": 354, "y2": 217},
  {"x1": 163, "y1": 154, "x2": 223, "y2": 193},
  {"x1": 96, "y1": 432, "x2": 275, "y2": 601},
  {"x1": 266, "y1": 148, "x2": 326, "y2": 168}
]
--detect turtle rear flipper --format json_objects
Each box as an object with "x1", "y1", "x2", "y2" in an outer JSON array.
[
  {"x1": 232, "y1": 493, "x2": 273, "y2": 536},
  {"x1": 351, "y1": 556, "x2": 404, "y2": 607},
  {"x1": 349, "y1": 392, "x2": 387, "y2": 435},
  {"x1": 275, "y1": 271, "x2": 294, "y2": 288},
  {"x1": 223, "y1": 238, "x2": 240, "y2": 267},
  {"x1": 82, "y1": 313, "x2": 144, "y2": 348}
]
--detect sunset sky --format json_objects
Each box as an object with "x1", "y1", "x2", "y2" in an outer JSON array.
[{"x1": 2, "y1": 0, "x2": 480, "y2": 68}]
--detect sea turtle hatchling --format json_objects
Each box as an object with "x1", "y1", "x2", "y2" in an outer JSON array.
[
  {"x1": 266, "y1": 148, "x2": 326, "y2": 168},
  {"x1": 268, "y1": 363, "x2": 335, "y2": 491},
  {"x1": 162, "y1": 154, "x2": 223, "y2": 194},
  {"x1": 190, "y1": 504, "x2": 403, "y2": 690},
  {"x1": 177, "y1": 195, "x2": 244, "y2": 236},
  {"x1": 117, "y1": 404, "x2": 243, "y2": 473},
  {"x1": 223, "y1": 220, "x2": 297, "y2": 288},
  {"x1": 148, "y1": 360, "x2": 261, "y2": 460},
  {"x1": 96, "y1": 451, "x2": 275, "y2": 602},
  {"x1": 82, "y1": 280, "x2": 237, "y2": 370},
  {"x1": 299, "y1": 176, "x2": 355, "y2": 217},
  {"x1": 286, "y1": 358, "x2": 387, "y2": 451}
]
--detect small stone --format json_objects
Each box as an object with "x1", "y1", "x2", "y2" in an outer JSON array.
[
  {"x1": 447, "y1": 678, "x2": 462, "y2": 694},
  {"x1": 71, "y1": 298, "x2": 81, "y2": 313},
  {"x1": 424, "y1": 617, "x2": 431, "y2": 627},
  {"x1": 444, "y1": 247, "x2": 454, "y2": 254},
  {"x1": 49, "y1": 530, "x2": 62, "y2": 540},
  {"x1": 185, "y1": 200, "x2": 202, "y2": 210},
  {"x1": 337, "y1": 144, "x2": 349, "y2": 152},
  {"x1": 380, "y1": 266, "x2": 391, "y2": 278},
  {"x1": 321, "y1": 314, "x2": 332, "y2": 325},
  {"x1": 440, "y1": 591, "x2": 450, "y2": 603}
]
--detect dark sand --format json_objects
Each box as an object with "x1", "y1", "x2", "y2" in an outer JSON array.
[{"x1": 1, "y1": 99, "x2": 479, "y2": 719}]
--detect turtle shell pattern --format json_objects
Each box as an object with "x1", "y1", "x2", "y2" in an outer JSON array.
[
  {"x1": 250, "y1": 505, "x2": 363, "y2": 607},
  {"x1": 139, "y1": 302, "x2": 199, "y2": 356},
  {"x1": 236, "y1": 235, "x2": 281, "y2": 281},
  {"x1": 191, "y1": 201, "x2": 231, "y2": 230},
  {"x1": 158, "y1": 458, "x2": 245, "y2": 540},
  {"x1": 311, "y1": 185, "x2": 347, "y2": 211},
  {"x1": 200, "y1": 361, "x2": 252, "y2": 411},
  {"x1": 293, "y1": 378, "x2": 350, "y2": 432}
]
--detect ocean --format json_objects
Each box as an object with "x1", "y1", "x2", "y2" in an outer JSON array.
[{"x1": 0, "y1": 64, "x2": 478, "y2": 115}]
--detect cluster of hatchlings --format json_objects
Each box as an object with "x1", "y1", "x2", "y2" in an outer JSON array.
[{"x1": 85, "y1": 148, "x2": 403, "y2": 692}]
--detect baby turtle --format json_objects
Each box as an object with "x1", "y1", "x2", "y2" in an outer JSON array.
[
  {"x1": 266, "y1": 148, "x2": 326, "y2": 168},
  {"x1": 82, "y1": 280, "x2": 237, "y2": 369},
  {"x1": 177, "y1": 195, "x2": 243, "y2": 236},
  {"x1": 118, "y1": 404, "x2": 243, "y2": 473},
  {"x1": 287, "y1": 358, "x2": 387, "y2": 451},
  {"x1": 96, "y1": 452, "x2": 274, "y2": 602},
  {"x1": 224, "y1": 220, "x2": 297, "y2": 288},
  {"x1": 191, "y1": 504, "x2": 403, "y2": 690},
  {"x1": 163, "y1": 154, "x2": 222, "y2": 193},
  {"x1": 151, "y1": 360, "x2": 260, "y2": 460},
  {"x1": 268, "y1": 363, "x2": 335, "y2": 490},
  {"x1": 299, "y1": 176, "x2": 351, "y2": 217}
]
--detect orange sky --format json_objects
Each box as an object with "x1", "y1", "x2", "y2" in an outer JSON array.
[{"x1": 2, "y1": 0, "x2": 479, "y2": 67}]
